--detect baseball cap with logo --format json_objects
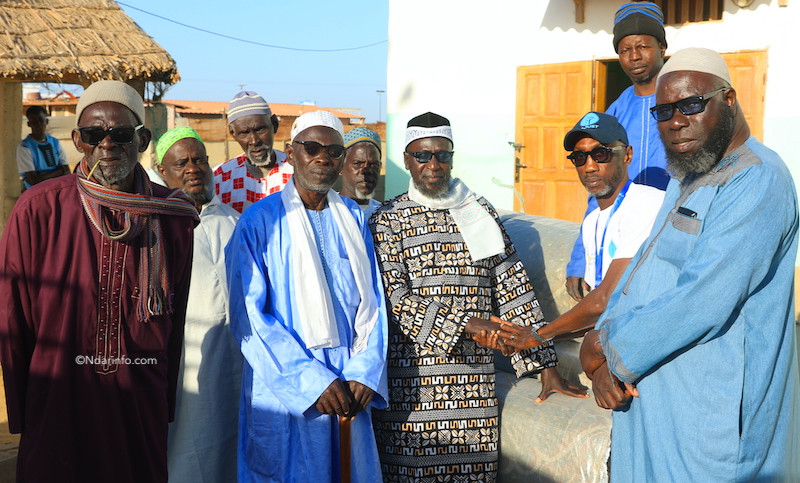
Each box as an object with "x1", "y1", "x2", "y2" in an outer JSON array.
[{"x1": 564, "y1": 112, "x2": 629, "y2": 150}]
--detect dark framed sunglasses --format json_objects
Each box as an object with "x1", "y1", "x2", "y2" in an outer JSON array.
[
  {"x1": 77, "y1": 125, "x2": 144, "y2": 146},
  {"x1": 293, "y1": 141, "x2": 345, "y2": 159},
  {"x1": 649, "y1": 87, "x2": 727, "y2": 122},
  {"x1": 405, "y1": 151, "x2": 454, "y2": 164},
  {"x1": 567, "y1": 145, "x2": 626, "y2": 167}
]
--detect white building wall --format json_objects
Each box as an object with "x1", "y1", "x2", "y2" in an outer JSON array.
[{"x1": 386, "y1": 0, "x2": 800, "y2": 214}]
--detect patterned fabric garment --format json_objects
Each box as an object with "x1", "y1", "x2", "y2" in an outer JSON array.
[
  {"x1": 370, "y1": 193, "x2": 557, "y2": 483},
  {"x1": 213, "y1": 150, "x2": 292, "y2": 213}
]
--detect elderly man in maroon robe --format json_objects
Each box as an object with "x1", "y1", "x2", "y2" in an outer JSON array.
[{"x1": 0, "y1": 80, "x2": 199, "y2": 482}]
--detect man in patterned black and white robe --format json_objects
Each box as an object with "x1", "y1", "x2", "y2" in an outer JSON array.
[{"x1": 370, "y1": 112, "x2": 586, "y2": 482}]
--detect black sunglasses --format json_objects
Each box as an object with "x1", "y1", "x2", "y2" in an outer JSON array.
[
  {"x1": 405, "y1": 151, "x2": 454, "y2": 164},
  {"x1": 293, "y1": 141, "x2": 345, "y2": 159},
  {"x1": 649, "y1": 87, "x2": 727, "y2": 122},
  {"x1": 567, "y1": 145, "x2": 626, "y2": 167},
  {"x1": 77, "y1": 125, "x2": 144, "y2": 146}
]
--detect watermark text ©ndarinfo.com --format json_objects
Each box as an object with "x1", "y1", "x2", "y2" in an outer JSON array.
[{"x1": 75, "y1": 355, "x2": 157, "y2": 365}]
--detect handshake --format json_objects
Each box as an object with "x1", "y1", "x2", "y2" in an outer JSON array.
[
  {"x1": 467, "y1": 315, "x2": 551, "y2": 356},
  {"x1": 467, "y1": 315, "x2": 589, "y2": 403},
  {"x1": 467, "y1": 315, "x2": 636, "y2": 409}
]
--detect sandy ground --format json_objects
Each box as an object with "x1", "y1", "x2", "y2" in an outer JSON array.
[
  {"x1": 0, "y1": 375, "x2": 18, "y2": 446},
  {"x1": 0, "y1": 373, "x2": 17, "y2": 482}
]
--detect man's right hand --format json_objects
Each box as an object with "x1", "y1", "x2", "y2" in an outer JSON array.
[
  {"x1": 586, "y1": 361, "x2": 632, "y2": 410},
  {"x1": 315, "y1": 379, "x2": 354, "y2": 418},
  {"x1": 566, "y1": 276, "x2": 590, "y2": 302},
  {"x1": 346, "y1": 381, "x2": 375, "y2": 418}
]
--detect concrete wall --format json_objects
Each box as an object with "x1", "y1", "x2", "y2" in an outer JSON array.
[{"x1": 385, "y1": 0, "x2": 800, "y2": 212}]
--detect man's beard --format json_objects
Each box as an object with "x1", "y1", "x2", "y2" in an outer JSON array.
[
  {"x1": 632, "y1": 72, "x2": 655, "y2": 85},
  {"x1": 185, "y1": 185, "x2": 213, "y2": 206},
  {"x1": 247, "y1": 145, "x2": 274, "y2": 167},
  {"x1": 184, "y1": 177, "x2": 215, "y2": 207},
  {"x1": 295, "y1": 167, "x2": 338, "y2": 194},
  {"x1": 92, "y1": 158, "x2": 136, "y2": 186},
  {"x1": 665, "y1": 108, "x2": 734, "y2": 180},
  {"x1": 586, "y1": 162, "x2": 626, "y2": 199},
  {"x1": 352, "y1": 188, "x2": 375, "y2": 201},
  {"x1": 413, "y1": 174, "x2": 450, "y2": 199}
]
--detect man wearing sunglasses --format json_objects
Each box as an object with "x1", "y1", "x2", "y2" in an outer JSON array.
[
  {"x1": 566, "y1": 2, "x2": 671, "y2": 304},
  {"x1": 0, "y1": 80, "x2": 199, "y2": 482},
  {"x1": 581, "y1": 48, "x2": 800, "y2": 481},
  {"x1": 213, "y1": 91, "x2": 293, "y2": 213},
  {"x1": 500, "y1": 112, "x2": 663, "y2": 358},
  {"x1": 225, "y1": 110, "x2": 388, "y2": 482},
  {"x1": 370, "y1": 112, "x2": 586, "y2": 482}
]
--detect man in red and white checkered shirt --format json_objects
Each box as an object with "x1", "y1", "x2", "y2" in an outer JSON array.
[{"x1": 213, "y1": 91, "x2": 293, "y2": 213}]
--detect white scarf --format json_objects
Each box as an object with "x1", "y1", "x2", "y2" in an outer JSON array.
[
  {"x1": 408, "y1": 177, "x2": 506, "y2": 261},
  {"x1": 281, "y1": 180, "x2": 379, "y2": 354}
]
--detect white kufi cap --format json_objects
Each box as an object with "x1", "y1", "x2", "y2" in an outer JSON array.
[
  {"x1": 658, "y1": 47, "x2": 732, "y2": 86},
  {"x1": 290, "y1": 111, "x2": 345, "y2": 141}
]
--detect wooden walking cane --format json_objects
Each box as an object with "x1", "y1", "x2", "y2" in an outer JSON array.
[{"x1": 339, "y1": 416, "x2": 352, "y2": 483}]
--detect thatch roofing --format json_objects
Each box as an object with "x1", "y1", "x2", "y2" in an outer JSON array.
[{"x1": 0, "y1": 0, "x2": 179, "y2": 85}]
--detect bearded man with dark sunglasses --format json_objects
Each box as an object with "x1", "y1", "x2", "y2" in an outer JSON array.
[
  {"x1": 580, "y1": 48, "x2": 800, "y2": 482},
  {"x1": 369, "y1": 112, "x2": 586, "y2": 482},
  {"x1": 225, "y1": 110, "x2": 388, "y2": 482},
  {"x1": 501, "y1": 112, "x2": 663, "y2": 360},
  {"x1": 0, "y1": 80, "x2": 199, "y2": 482}
]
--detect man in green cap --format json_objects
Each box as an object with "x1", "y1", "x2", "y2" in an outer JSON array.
[{"x1": 156, "y1": 127, "x2": 241, "y2": 483}]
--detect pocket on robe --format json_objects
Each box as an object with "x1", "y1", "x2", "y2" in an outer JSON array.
[{"x1": 655, "y1": 212, "x2": 703, "y2": 268}]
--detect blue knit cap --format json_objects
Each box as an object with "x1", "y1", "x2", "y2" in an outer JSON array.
[{"x1": 613, "y1": 2, "x2": 667, "y2": 53}]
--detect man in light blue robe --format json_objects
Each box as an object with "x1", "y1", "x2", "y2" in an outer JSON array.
[
  {"x1": 581, "y1": 48, "x2": 800, "y2": 482},
  {"x1": 225, "y1": 111, "x2": 388, "y2": 483}
]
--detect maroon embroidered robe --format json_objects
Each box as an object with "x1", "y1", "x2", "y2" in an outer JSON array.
[{"x1": 0, "y1": 174, "x2": 194, "y2": 482}]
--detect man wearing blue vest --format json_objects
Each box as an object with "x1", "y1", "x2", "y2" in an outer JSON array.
[{"x1": 16, "y1": 106, "x2": 69, "y2": 189}]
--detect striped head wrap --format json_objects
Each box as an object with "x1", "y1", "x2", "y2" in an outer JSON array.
[
  {"x1": 156, "y1": 126, "x2": 204, "y2": 164},
  {"x1": 613, "y1": 2, "x2": 667, "y2": 53},
  {"x1": 75, "y1": 160, "x2": 199, "y2": 323},
  {"x1": 228, "y1": 91, "x2": 272, "y2": 124},
  {"x1": 344, "y1": 127, "x2": 382, "y2": 154}
]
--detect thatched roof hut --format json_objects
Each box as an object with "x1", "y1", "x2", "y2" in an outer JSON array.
[{"x1": 0, "y1": 0, "x2": 179, "y2": 85}]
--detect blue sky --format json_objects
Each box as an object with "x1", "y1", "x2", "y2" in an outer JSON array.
[{"x1": 115, "y1": 1, "x2": 389, "y2": 122}]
